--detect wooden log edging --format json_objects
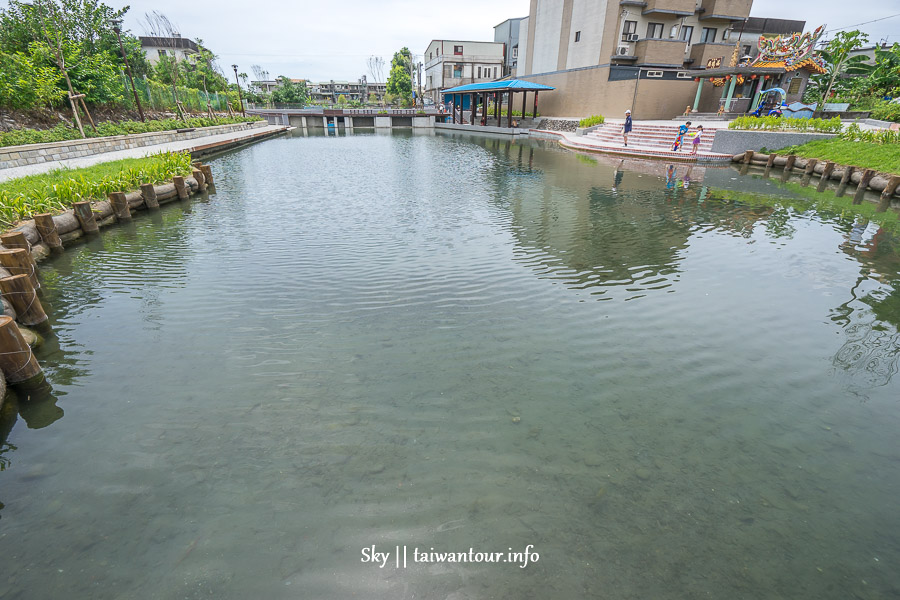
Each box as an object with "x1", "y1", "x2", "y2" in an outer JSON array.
[
  {"x1": 0, "y1": 315, "x2": 43, "y2": 386},
  {"x1": 731, "y1": 152, "x2": 900, "y2": 202},
  {"x1": 0, "y1": 165, "x2": 215, "y2": 263}
]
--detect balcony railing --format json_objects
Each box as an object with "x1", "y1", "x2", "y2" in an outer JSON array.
[{"x1": 642, "y1": 0, "x2": 697, "y2": 15}]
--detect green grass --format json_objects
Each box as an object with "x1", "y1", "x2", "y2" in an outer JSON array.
[
  {"x1": 579, "y1": 115, "x2": 605, "y2": 128},
  {"x1": 0, "y1": 116, "x2": 263, "y2": 149},
  {"x1": 729, "y1": 116, "x2": 842, "y2": 133},
  {"x1": 0, "y1": 151, "x2": 193, "y2": 227},
  {"x1": 774, "y1": 139, "x2": 900, "y2": 175}
]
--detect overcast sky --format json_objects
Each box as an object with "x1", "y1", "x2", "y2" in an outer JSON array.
[{"x1": 115, "y1": 0, "x2": 900, "y2": 82}]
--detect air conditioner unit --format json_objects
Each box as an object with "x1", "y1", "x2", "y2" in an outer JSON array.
[
  {"x1": 617, "y1": 46, "x2": 630, "y2": 56},
  {"x1": 626, "y1": 33, "x2": 639, "y2": 42}
]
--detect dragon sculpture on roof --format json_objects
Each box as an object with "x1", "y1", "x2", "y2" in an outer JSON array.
[{"x1": 751, "y1": 25, "x2": 827, "y2": 70}]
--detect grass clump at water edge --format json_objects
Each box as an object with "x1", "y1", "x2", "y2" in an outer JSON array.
[
  {"x1": 774, "y1": 139, "x2": 900, "y2": 176},
  {"x1": 0, "y1": 151, "x2": 194, "y2": 228}
]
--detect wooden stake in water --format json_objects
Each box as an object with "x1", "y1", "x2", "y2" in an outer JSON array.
[
  {"x1": 173, "y1": 176, "x2": 189, "y2": 200},
  {"x1": 876, "y1": 176, "x2": 900, "y2": 213},
  {"x1": 73, "y1": 201, "x2": 99, "y2": 234},
  {"x1": 0, "y1": 232, "x2": 30, "y2": 251},
  {"x1": 33, "y1": 214, "x2": 63, "y2": 251},
  {"x1": 0, "y1": 248, "x2": 39, "y2": 290},
  {"x1": 109, "y1": 192, "x2": 131, "y2": 221},
  {"x1": 192, "y1": 169, "x2": 207, "y2": 193},
  {"x1": 0, "y1": 315, "x2": 43, "y2": 384},
  {"x1": 853, "y1": 170, "x2": 875, "y2": 205},
  {"x1": 0, "y1": 274, "x2": 47, "y2": 326},
  {"x1": 141, "y1": 184, "x2": 160, "y2": 209}
]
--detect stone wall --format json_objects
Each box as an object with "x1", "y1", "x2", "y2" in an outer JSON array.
[
  {"x1": 0, "y1": 121, "x2": 267, "y2": 170},
  {"x1": 710, "y1": 130, "x2": 837, "y2": 155}
]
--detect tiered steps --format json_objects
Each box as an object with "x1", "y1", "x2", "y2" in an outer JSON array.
[{"x1": 586, "y1": 122, "x2": 722, "y2": 153}]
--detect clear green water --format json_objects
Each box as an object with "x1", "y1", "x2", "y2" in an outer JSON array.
[{"x1": 2, "y1": 131, "x2": 900, "y2": 599}]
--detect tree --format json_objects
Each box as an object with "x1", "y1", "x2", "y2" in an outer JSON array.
[
  {"x1": 337, "y1": 94, "x2": 347, "y2": 105},
  {"x1": 386, "y1": 47, "x2": 412, "y2": 104},
  {"x1": 270, "y1": 76, "x2": 308, "y2": 106},
  {"x1": 815, "y1": 30, "x2": 870, "y2": 106},
  {"x1": 143, "y1": 11, "x2": 187, "y2": 120}
]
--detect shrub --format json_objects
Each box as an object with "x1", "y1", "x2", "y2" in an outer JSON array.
[
  {"x1": 0, "y1": 115, "x2": 263, "y2": 149},
  {"x1": 579, "y1": 115, "x2": 605, "y2": 128},
  {"x1": 869, "y1": 102, "x2": 900, "y2": 123},
  {"x1": 839, "y1": 123, "x2": 900, "y2": 144},
  {"x1": 728, "y1": 115, "x2": 843, "y2": 133}
]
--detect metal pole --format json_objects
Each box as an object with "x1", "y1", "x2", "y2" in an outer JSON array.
[
  {"x1": 232, "y1": 64, "x2": 246, "y2": 117},
  {"x1": 112, "y1": 21, "x2": 145, "y2": 122}
]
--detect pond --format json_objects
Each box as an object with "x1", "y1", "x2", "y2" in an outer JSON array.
[{"x1": 1, "y1": 130, "x2": 899, "y2": 600}]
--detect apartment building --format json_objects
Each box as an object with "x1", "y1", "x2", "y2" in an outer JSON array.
[
  {"x1": 423, "y1": 40, "x2": 506, "y2": 104},
  {"x1": 494, "y1": 17, "x2": 528, "y2": 77},
  {"x1": 514, "y1": 0, "x2": 760, "y2": 118},
  {"x1": 307, "y1": 78, "x2": 387, "y2": 104},
  {"x1": 139, "y1": 35, "x2": 199, "y2": 65}
]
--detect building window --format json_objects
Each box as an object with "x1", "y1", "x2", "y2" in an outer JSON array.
[
  {"x1": 158, "y1": 49, "x2": 167, "y2": 57},
  {"x1": 700, "y1": 27, "x2": 717, "y2": 43},
  {"x1": 680, "y1": 25, "x2": 694, "y2": 43},
  {"x1": 646, "y1": 70, "x2": 663, "y2": 78},
  {"x1": 647, "y1": 23, "x2": 664, "y2": 39},
  {"x1": 493, "y1": 67, "x2": 497, "y2": 78},
  {"x1": 453, "y1": 65, "x2": 462, "y2": 78},
  {"x1": 444, "y1": 65, "x2": 452, "y2": 78},
  {"x1": 623, "y1": 20, "x2": 637, "y2": 34},
  {"x1": 512, "y1": 46, "x2": 518, "y2": 58},
  {"x1": 454, "y1": 45, "x2": 463, "y2": 55},
  {"x1": 575, "y1": 31, "x2": 581, "y2": 42},
  {"x1": 676, "y1": 71, "x2": 692, "y2": 78},
  {"x1": 477, "y1": 66, "x2": 482, "y2": 78},
  {"x1": 742, "y1": 44, "x2": 751, "y2": 56}
]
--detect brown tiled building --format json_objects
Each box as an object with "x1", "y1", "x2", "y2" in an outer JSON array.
[{"x1": 514, "y1": 0, "x2": 807, "y2": 118}]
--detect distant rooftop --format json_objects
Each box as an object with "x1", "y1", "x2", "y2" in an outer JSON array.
[
  {"x1": 742, "y1": 18, "x2": 806, "y2": 35},
  {"x1": 139, "y1": 36, "x2": 199, "y2": 52}
]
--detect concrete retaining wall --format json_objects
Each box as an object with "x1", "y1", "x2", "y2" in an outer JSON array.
[
  {"x1": 711, "y1": 130, "x2": 836, "y2": 155},
  {"x1": 0, "y1": 121, "x2": 267, "y2": 170}
]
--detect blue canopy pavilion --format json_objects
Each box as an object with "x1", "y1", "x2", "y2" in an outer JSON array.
[{"x1": 442, "y1": 80, "x2": 555, "y2": 128}]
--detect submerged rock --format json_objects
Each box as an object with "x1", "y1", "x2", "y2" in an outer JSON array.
[{"x1": 16, "y1": 325, "x2": 43, "y2": 348}]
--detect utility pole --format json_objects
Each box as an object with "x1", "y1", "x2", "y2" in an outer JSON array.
[
  {"x1": 110, "y1": 18, "x2": 145, "y2": 121},
  {"x1": 417, "y1": 62, "x2": 423, "y2": 108},
  {"x1": 232, "y1": 64, "x2": 246, "y2": 116}
]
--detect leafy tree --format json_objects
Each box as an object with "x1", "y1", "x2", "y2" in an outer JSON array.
[
  {"x1": 271, "y1": 76, "x2": 309, "y2": 105},
  {"x1": 337, "y1": 94, "x2": 347, "y2": 105},
  {"x1": 814, "y1": 30, "x2": 870, "y2": 105},
  {"x1": 858, "y1": 43, "x2": 900, "y2": 97},
  {"x1": 386, "y1": 47, "x2": 412, "y2": 103}
]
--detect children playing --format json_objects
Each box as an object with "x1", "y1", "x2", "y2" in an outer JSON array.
[
  {"x1": 672, "y1": 121, "x2": 690, "y2": 152},
  {"x1": 690, "y1": 125, "x2": 703, "y2": 155}
]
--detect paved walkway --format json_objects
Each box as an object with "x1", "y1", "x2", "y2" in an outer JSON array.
[{"x1": 0, "y1": 124, "x2": 288, "y2": 182}]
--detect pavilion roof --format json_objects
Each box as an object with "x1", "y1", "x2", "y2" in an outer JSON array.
[{"x1": 442, "y1": 80, "x2": 555, "y2": 93}]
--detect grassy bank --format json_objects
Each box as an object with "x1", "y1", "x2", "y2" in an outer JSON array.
[
  {"x1": 0, "y1": 116, "x2": 263, "y2": 149},
  {"x1": 0, "y1": 152, "x2": 193, "y2": 227},
  {"x1": 774, "y1": 139, "x2": 900, "y2": 175}
]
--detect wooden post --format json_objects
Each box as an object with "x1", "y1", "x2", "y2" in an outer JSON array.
[
  {"x1": 784, "y1": 155, "x2": 796, "y2": 170},
  {"x1": 495, "y1": 92, "x2": 501, "y2": 126},
  {"x1": 0, "y1": 315, "x2": 43, "y2": 384},
  {"x1": 140, "y1": 183, "x2": 159, "y2": 209},
  {"x1": 0, "y1": 232, "x2": 29, "y2": 251},
  {"x1": 521, "y1": 91, "x2": 527, "y2": 122},
  {"x1": 803, "y1": 158, "x2": 818, "y2": 174},
  {"x1": 173, "y1": 176, "x2": 189, "y2": 200},
  {"x1": 108, "y1": 192, "x2": 131, "y2": 220},
  {"x1": 853, "y1": 169, "x2": 875, "y2": 205},
  {"x1": 533, "y1": 91, "x2": 539, "y2": 118},
  {"x1": 876, "y1": 176, "x2": 900, "y2": 212},
  {"x1": 766, "y1": 154, "x2": 776, "y2": 168},
  {"x1": 192, "y1": 168, "x2": 207, "y2": 192},
  {"x1": 199, "y1": 165, "x2": 214, "y2": 186},
  {"x1": 507, "y1": 92, "x2": 513, "y2": 128},
  {"x1": 817, "y1": 162, "x2": 836, "y2": 193},
  {"x1": 742, "y1": 150, "x2": 754, "y2": 164},
  {"x1": 835, "y1": 165, "x2": 854, "y2": 197},
  {"x1": 0, "y1": 275, "x2": 47, "y2": 326},
  {"x1": 0, "y1": 248, "x2": 39, "y2": 290},
  {"x1": 470, "y1": 93, "x2": 476, "y2": 125},
  {"x1": 33, "y1": 214, "x2": 63, "y2": 251},
  {"x1": 73, "y1": 201, "x2": 99, "y2": 234}
]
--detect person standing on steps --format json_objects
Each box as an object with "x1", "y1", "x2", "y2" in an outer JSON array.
[
  {"x1": 690, "y1": 125, "x2": 703, "y2": 155},
  {"x1": 622, "y1": 110, "x2": 632, "y2": 146}
]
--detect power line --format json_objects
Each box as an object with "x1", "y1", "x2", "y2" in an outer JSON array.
[{"x1": 824, "y1": 12, "x2": 900, "y2": 33}]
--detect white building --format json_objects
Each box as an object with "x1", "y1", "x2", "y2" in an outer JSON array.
[
  {"x1": 139, "y1": 35, "x2": 199, "y2": 65},
  {"x1": 423, "y1": 40, "x2": 506, "y2": 103}
]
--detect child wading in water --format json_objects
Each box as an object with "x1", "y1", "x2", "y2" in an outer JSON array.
[{"x1": 690, "y1": 125, "x2": 703, "y2": 155}]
